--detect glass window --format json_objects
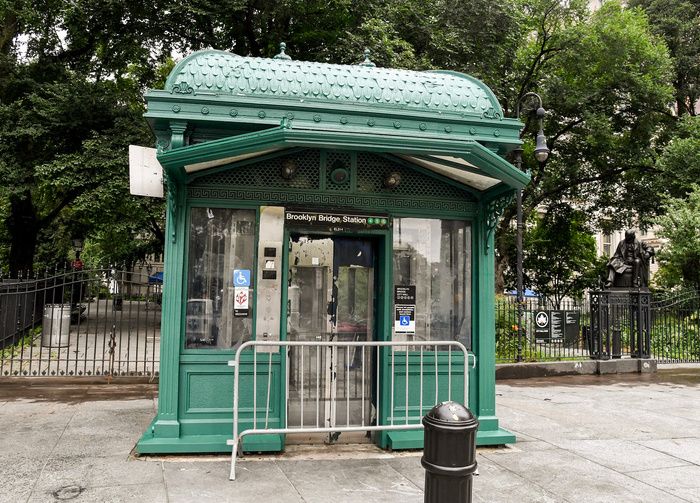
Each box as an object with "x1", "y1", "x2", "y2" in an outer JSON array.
[
  {"x1": 185, "y1": 208, "x2": 256, "y2": 349},
  {"x1": 393, "y1": 218, "x2": 471, "y2": 347},
  {"x1": 603, "y1": 234, "x2": 612, "y2": 257}
]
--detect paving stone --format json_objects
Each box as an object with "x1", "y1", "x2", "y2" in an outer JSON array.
[
  {"x1": 32, "y1": 455, "x2": 164, "y2": 493},
  {"x1": 481, "y1": 445, "x2": 688, "y2": 503},
  {"x1": 164, "y1": 460, "x2": 303, "y2": 503},
  {"x1": 625, "y1": 465, "x2": 700, "y2": 502},
  {"x1": 3, "y1": 369, "x2": 700, "y2": 503},
  {"x1": 0, "y1": 455, "x2": 45, "y2": 503},
  {"x1": 27, "y1": 482, "x2": 168, "y2": 503},
  {"x1": 550, "y1": 439, "x2": 691, "y2": 473},
  {"x1": 276, "y1": 458, "x2": 423, "y2": 503},
  {"x1": 638, "y1": 438, "x2": 700, "y2": 465}
]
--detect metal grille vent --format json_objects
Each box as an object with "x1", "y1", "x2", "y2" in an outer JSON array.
[
  {"x1": 325, "y1": 151, "x2": 352, "y2": 191},
  {"x1": 356, "y1": 153, "x2": 474, "y2": 200},
  {"x1": 192, "y1": 150, "x2": 320, "y2": 190}
]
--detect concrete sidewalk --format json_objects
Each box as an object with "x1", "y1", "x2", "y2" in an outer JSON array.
[{"x1": 1, "y1": 367, "x2": 699, "y2": 502}]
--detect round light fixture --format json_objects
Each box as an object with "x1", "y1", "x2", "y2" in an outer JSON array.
[
  {"x1": 383, "y1": 171, "x2": 401, "y2": 189},
  {"x1": 330, "y1": 167, "x2": 349, "y2": 184},
  {"x1": 281, "y1": 159, "x2": 298, "y2": 179}
]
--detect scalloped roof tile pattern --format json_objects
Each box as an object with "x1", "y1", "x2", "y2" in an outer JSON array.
[{"x1": 164, "y1": 50, "x2": 502, "y2": 119}]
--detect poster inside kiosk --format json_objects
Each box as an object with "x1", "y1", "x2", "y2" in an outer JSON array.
[{"x1": 394, "y1": 285, "x2": 416, "y2": 334}]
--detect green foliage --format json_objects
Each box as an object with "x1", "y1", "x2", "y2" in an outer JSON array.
[
  {"x1": 523, "y1": 204, "x2": 603, "y2": 307},
  {"x1": 532, "y1": 1, "x2": 674, "y2": 228},
  {"x1": 0, "y1": 1, "x2": 170, "y2": 273},
  {"x1": 0, "y1": 0, "x2": 691, "y2": 278},
  {"x1": 496, "y1": 0, "x2": 676, "y2": 289},
  {"x1": 650, "y1": 308, "x2": 700, "y2": 360},
  {"x1": 494, "y1": 296, "x2": 570, "y2": 362},
  {"x1": 656, "y1": 116, "x2": 700, "y2": 199},
  {"x1": 0, "y1": 327, "x2": 39, "y2": 360},
  {"x1": 653, "y1": 184, "x2": 700, "y2": 290},
  {"x1": 629, "y1": 0, "x2": 700, "y2": 116}
]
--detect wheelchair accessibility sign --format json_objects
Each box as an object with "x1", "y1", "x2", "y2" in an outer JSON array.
[
  {"x1": 394, "y1": 305, "x2": 416, "y2": 334},
  {"x1": 233, "y1": 269, "x2": 251, "y2": 287}
]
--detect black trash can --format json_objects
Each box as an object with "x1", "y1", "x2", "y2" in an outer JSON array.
[{"x1": 422, "y1": 401, "x2": 479, "y2": 503}]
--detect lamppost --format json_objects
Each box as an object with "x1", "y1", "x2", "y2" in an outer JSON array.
[
  {"x1": 513, "y1": 93, "x2": 550, "y2": 362},
  {"x1": 70, "y1": 238, "x2": 85, "y2": 319},
  {"x1": 71, "y1": 238, "x2": 84, "y2": 270}
]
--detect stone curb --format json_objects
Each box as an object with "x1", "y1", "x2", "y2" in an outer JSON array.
[{"x1": 496, "y1": 358, "x2": 657, "y2": 380}]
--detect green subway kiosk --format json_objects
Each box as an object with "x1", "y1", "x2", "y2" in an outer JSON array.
[{"x1": 137, "y1": 47, "x2": 526, "y2": 455}]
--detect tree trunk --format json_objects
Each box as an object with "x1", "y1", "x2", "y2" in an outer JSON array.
[
  {"x1": 495, "y1": 254, "x2": 507, "y2": 293},
  {"x1": 6, "y1": 193, "x2": 39, "y2": 276}
]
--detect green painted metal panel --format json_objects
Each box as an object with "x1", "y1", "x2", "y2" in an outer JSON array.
[
  {"x1": 157, "y1": 126, "x2": 528, "y2": 190},
  {"x1": 187, "y1": 149, "x2": 479, "y2": 215},
  {"x1": 160, "y1": 50, "x2": 504, "y2": 122},
  {"x1": 387, "y1": 352, "x2": 468, "y2": 423}
]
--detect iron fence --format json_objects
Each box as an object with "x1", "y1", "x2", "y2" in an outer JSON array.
[
  {"x1": 495, "y1": 295, "x2": 590, "y2": 363},
  {"x1": 497, "y1": 290, "x2": 700, "y2": 364},
  {"x1": 0, "y1": 267, "x2": 161, "y2": 378},
  {"x1": 589, "y1": 290, "x2": 651, "y2": 360},
  {"x1": 650, "y1": 290, "x2": 700, "y2": 363}
]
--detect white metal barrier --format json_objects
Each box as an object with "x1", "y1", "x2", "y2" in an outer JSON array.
[{"x1": 227, "y1": 340, "x2": 475, "y2": 480}]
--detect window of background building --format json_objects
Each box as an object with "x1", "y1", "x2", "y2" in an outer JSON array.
[
  {"x1": 603, "y1": 234, "x2": 612, "y2": 257},
  {"x1": 185, "y1": 208, "x2": 256, "y2": 349},
  {"x1": 392, "y1": 218, "x2": 471, "y2": 348}
]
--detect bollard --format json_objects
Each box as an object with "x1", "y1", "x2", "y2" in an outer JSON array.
[{"x1": 422, "y1": 401, "x2": 479, "y2": 503}]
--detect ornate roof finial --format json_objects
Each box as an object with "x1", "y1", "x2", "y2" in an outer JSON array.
[
  {"x1": 360, "y1": 48, "x2": 376, "y2": 67},
  {"x1": 274, "y1": 42, "x2": 292, "y2": 60}
]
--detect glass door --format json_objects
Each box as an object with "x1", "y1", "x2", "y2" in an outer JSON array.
[{"x1": 286, "y1": 235, "x2": 376, "y2": 442}]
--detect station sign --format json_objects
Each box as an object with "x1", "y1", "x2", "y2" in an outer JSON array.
[{"x1": 285, "y1": 210, "x2": 389, "y2": 232}]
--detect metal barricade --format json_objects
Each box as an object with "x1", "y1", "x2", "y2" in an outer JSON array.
[{"x1": 227, "y1": 340, "x2": 475, "y2": 480}]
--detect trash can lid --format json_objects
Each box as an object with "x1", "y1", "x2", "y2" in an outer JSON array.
[{"x1": 426, "y1": 401, "x2": 475, "y2": 423}]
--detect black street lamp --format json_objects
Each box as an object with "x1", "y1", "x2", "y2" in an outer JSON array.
[
  {"x1": 71, "y1": 238, "x2": 84, "y2": 270},
  {"x1": 513, "y1": 93, "x2": 549, "y2": 362}
]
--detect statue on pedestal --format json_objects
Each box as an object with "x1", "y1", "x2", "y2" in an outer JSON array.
[{"x1": 604, "y1": 230, "x2": 655, "y2": 289}]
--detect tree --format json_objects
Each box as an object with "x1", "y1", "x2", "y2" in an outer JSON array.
[
  {"x1": 0, "y1": 1, "x2": 174, "y2": 274},
  {"x1": 0, "y1": 0, "x2": 684, "y2": 279},
  {"x1": 654, "y1": 185, "x2": 700, "y2": 291},
  {"x1": 522, "y1": 204, "x2": 603, "y2": 307},
  {"x1": 495, "y1": 1, "x2": 675, "y2": 289},
  {"x1": 655, "y1": 115, "x2": 700, "y2": 199},
  {"x1": 629, "y1": 0, "x2": 700, "y2": 117}
]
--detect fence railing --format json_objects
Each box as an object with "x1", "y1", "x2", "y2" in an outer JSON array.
[
  {"x1": 589, "y1": 290, "x2": 651, "y2": 360},
  {"x1": 0, "y1": 267, "x2": 161, "y2": 378},
  {"x1": 650, "y1": 290, "x2": 700, "y2": 363},
  {"x1": 227, "y1": 340, "x2": 474, "y2": 480},
  {"x1": 495, "y1": 296, "x2": 590, "y2": 363},
  {"x1": 497, "y1": 290, "x2": 700, "y2": 364}
]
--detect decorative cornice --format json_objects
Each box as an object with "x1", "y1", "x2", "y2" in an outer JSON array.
[
  {"x1": 187, "y1": 187, "x2": 476, "y2": 214},
  {"x1": 483, "y1": 192, "x2": 514, "y2": 254}
]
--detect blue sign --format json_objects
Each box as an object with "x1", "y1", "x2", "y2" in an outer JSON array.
[
  {"x1": 233, "y1": 269, "x2": 251, "y2": 287},
  {"x1": 399, "y1": 315, "x2": 410, "y2": 326}
]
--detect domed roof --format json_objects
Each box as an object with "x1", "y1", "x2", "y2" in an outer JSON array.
[{"x1": 163, "y1": 49, "x2": 504, "y2": 121}]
